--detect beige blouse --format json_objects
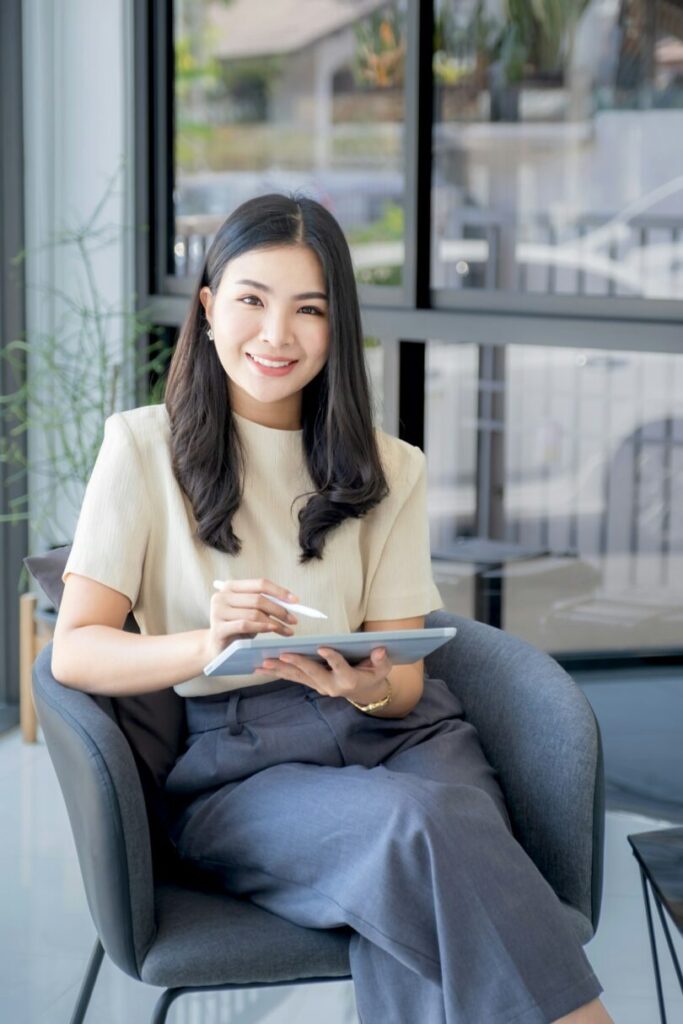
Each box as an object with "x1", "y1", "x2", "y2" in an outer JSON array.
[{"x1": 62, "y1": 404, "x2": 444, "y2": 696}]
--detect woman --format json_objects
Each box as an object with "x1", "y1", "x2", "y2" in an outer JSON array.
[{"x1": 52, "y1": 193, "x2": 613, "y2": 1024}]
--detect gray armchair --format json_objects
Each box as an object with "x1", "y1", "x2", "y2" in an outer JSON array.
[{"x1": 32, "y1": 608, "x2": 604, "y2": 1023}]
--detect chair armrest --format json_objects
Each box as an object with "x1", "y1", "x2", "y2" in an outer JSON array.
[
  {"x1": 425, "y1": 610, "x2": 604, "y2": 935},
  {"x1": 31, "y1": 642, "x2": 157, "y2": 980}
]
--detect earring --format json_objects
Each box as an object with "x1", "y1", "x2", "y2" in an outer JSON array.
[{"x1": 207, "y1": 327, "x2": 214, "y2": 341}]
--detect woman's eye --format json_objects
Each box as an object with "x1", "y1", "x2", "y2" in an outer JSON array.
[
  {"x1": 299, "y1": 305, "x2": 323, "y2": 316},
  {"x1": 240, "y1": 295, "x2": 262, "y2": 306}
]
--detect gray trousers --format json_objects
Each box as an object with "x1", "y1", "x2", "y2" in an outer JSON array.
[{"x1": 163, "y1": 675, "x2": 603, "y2": 1023}]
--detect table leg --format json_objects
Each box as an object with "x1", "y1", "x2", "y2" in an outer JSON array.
[
  {"x1": 639, "y1": 864, "x2": 669, "y2": 1024},
  {"x1": 473, "y1": 561, "x2": 503, "y2": 629},
  {"x1": 652, "y1": 885, "x2": 683, "y2": 994}
]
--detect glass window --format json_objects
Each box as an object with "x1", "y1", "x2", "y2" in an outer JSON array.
[
  {"x1": 173, "y1": 0, "x2": 407, "y2": 286},
  {"x1": 432, "y1": 0, "x2": 683, "y2": 299},
  {"x1": 426, "y1": 341, "x2": 683, "y2": 654},
  {"x1": 424, "y1": 342, "x2": 480, "y2": 623}
]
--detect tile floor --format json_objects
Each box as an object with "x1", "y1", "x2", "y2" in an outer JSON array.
[{"x1": 1, "y1": 724, "x2": 682, "y2": 1024}]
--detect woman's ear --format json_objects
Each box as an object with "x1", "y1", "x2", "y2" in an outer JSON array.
[{"x1": 199, "y1": 285, "x2": 213, "y2": 325}]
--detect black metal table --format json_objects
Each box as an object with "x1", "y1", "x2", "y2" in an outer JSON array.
[
  {"x1": 431, "y1": 538, "x2": 575, "y2": 629},
  {"x1": 627, "y1": 827, "x2": 683, "y2": 1024}
]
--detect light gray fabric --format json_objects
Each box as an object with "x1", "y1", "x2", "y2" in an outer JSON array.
[
  {"x1": 143, "y1": 883, "x2": 352, "y2": 987},
  {"x1": 32, "y1": 644, "x2": 157, "y2": 978},
  {"x1": 557, "y1": 901, "x2": 594, "y2": 945},
  {"x1": 425, "y1": 609, "x2": 604, "y2": 932},
  {"x1": 162, "y1": 671, "x2": 602, "y2": 1021}
]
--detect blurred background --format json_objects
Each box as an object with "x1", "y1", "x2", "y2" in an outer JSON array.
[{"x1": 1, "y1": 1, "x2": 682, "y2": 1021}]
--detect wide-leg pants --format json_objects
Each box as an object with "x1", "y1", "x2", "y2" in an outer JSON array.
[{"x1": 163, "y1": 675, "x2": 603, "y2": 1023}]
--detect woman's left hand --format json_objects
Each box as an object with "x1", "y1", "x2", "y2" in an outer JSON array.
[{"x1": 254, "y1": 646, "x2": 394, "y2": 703}]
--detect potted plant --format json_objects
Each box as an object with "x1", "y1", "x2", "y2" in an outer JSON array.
[
  {"x1": 434, "y1": 0, "x2": 591, "y2": 122},
  {"x1": 0, "y1": 167, "x2": 171, "y2": 606}
]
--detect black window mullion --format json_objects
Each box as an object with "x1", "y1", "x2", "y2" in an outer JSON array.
[
  {"x1": 151, "y1": 0, "x2": 174, "y2": 293},
  {"x1": 396, "y1": 1, "x2": 432, "y2": 459},
  {"x1": 403, "y1": 0, "x2": 434, "y2": 310},
  {"x1": 398, "y1": 340, "x2": 425, "y2": 450}
]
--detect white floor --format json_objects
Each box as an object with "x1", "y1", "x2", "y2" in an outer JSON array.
[{"x1": 1, "y1": 725, "x2": 682, "y2": 1024}]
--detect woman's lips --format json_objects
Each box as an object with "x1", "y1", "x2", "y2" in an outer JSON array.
[{"x1": 246, "y1": 353, "x2": 299, "y2": 377}]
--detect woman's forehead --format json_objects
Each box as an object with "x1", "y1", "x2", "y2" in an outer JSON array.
[{"x1": 224, "y1": 244, "x2": 324, "y2": 285}]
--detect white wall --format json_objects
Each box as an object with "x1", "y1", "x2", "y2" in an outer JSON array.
[{"x1": 22, "y1": 0, "x2": 135, "y2": 575}]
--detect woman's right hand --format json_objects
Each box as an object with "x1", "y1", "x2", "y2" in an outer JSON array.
[{"x1": 204, "y1": 578, "x2": 299, "y2": 663}]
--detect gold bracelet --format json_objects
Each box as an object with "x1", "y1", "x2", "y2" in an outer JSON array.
[{"x1": 346, "y1": 678, "x2": 393, "y2": 713}]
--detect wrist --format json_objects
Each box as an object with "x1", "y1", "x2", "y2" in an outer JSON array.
[
  {"x1": 346, "y1": 676, "x2": 392, "y2": 713},
  {"x1": 351, "y1": 675, "x2": 389, "y2": 704},
  {"x1": 198, "y1": 628, "x2": 216, "y2": 669},
  {"x1": 349, "y1": 666, "x2": 424, "y2": 718}
]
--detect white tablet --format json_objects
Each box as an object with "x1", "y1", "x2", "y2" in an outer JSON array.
[{"x1": 203, "y1": 627, "x2": 457, "y2": 677}]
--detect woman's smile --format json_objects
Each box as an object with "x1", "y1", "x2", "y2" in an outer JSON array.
[{"x1": 246, "y1": 352, "x2": 299, "y2": 376}]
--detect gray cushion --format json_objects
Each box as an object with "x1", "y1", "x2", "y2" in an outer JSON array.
[
  {"x1": 141, "y1": 882, "x2": 353, "y2": 987},
  {"x1": 24, "y1": 545, "x2": 187, "y2": 879}
]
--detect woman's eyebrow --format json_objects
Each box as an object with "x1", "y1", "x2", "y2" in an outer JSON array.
[{"x1": 235, "y1": 278, "x2": 328, "y2": 301}]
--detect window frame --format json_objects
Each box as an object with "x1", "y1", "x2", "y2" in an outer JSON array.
[
  {"x1": 138, "y1": 0, "x2": 683, "y2": 334},
  {"x1": 0, "y1": 0, "x2": 27, "y2": 722},
  {"x1": 134, "y1": 0, "x2": 683, "y2": 666}
]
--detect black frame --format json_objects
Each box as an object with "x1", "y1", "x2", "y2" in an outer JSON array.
[
  {"x1": 135, "y1": 0, "x2": 683, "y2": 666},
  {"x1": 0, "y1": 0, "x2": 26, "y2": 723},
  {"x1": 139, "y1": 0, "x2": 683, "y2": 336}
]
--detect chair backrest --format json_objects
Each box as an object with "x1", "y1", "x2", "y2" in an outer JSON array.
[
  {"x1": 425, "y1": 609, "x2": 604, "y2": 934},
  {"x1": 32, "y1": 642, "x2": 157, "y2": 979},
  {"x1": 103, "y1": 619, "x2": 187, "y2": 882},
  {"x1": 24, "y1": 545, "x2": 188, "y2": 879}
]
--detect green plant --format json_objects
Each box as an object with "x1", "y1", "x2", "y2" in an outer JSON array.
[
  {"x1": 347, "y1": 201, "x2": 404, "y2": 287},
  {"x1": 0, "y1": 168, "x2": 171, "y2": 590},
  {"x1": 354, "y1": 9, "x2": 406, "y2": 89},
  {"x1": 434, "y1": 0, "x2": 591, "y2": 86}
]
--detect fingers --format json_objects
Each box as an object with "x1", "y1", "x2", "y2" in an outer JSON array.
[
  {"x1": 257, "y1": 651, "x2": 331, "y2": 688},
  {"x1": 231, "y1": 592, "x2": 297, "y2": 627},
  {"x1": 320, "y1": 646, "x2": 392, "y2": 676},
  {"x1": 254, "y1": 647, "x2": 393, "y2": 702},
  {"x1": 223, "y1": 578, "x2": 298, "y2": 603},
  {"x1": 211, "y1": 582, "x2": 298, "y2": 633},
  {"x1": 213, "y1": 618, "x2": 281, "y2": 642}
]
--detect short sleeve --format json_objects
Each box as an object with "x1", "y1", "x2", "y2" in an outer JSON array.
[
  {"x1": 363, "y1": 448, "x2": 444, "y2": 621},
  {"x1": 62, "y1": 413, "x2": 152, "y2": 608}
]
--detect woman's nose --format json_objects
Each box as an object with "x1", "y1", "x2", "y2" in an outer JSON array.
[{"x1": 260, "y1": 308, "x2": 293, "y2": 347}]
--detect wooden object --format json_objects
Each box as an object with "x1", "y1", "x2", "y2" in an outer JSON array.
[{"x1": 19, "y1": 593, "x2": 56, "y2": 743}]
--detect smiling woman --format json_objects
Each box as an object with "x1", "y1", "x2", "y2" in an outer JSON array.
[
  {"x1": 163, "y1": 193, "x2": 392, "y2": 561},
  {"x1": 198, "y1": 244, "x2": 330, "y2": 410},
  {"x1": 53, "y1": 191, "x2": 610, "y2": 1024}
]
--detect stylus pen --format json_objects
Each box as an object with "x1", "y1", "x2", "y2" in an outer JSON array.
[{"x1": 212, "y1": 581, "x2": 328, "y2": 619}]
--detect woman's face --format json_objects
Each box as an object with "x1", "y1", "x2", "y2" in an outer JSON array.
[{"x1": 199, "y1": 243, "x2": 330, "y2": 429}]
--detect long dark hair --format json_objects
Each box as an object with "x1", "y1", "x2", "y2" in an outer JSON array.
[{"x1": 164, "y1": 193, "x2": 390, "y2": 563}]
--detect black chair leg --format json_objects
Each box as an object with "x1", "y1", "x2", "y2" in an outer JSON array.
[
  {"x1": 69, "y1": 937, "x2": 105, "y2": 1024},
  {"x1": 151, "y1": 987, "x2": 186, "y2": 1024}
]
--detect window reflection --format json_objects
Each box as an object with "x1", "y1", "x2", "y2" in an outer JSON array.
[
  {"x1": 426, "y1": 341, "x2": 683, "y2": 653},
  {"x1": 173, "y1": 0, "x2": 407, "y2": 285},
  {"x1": 432, "y1": 0, "x2": 683, "y2": 298}
]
